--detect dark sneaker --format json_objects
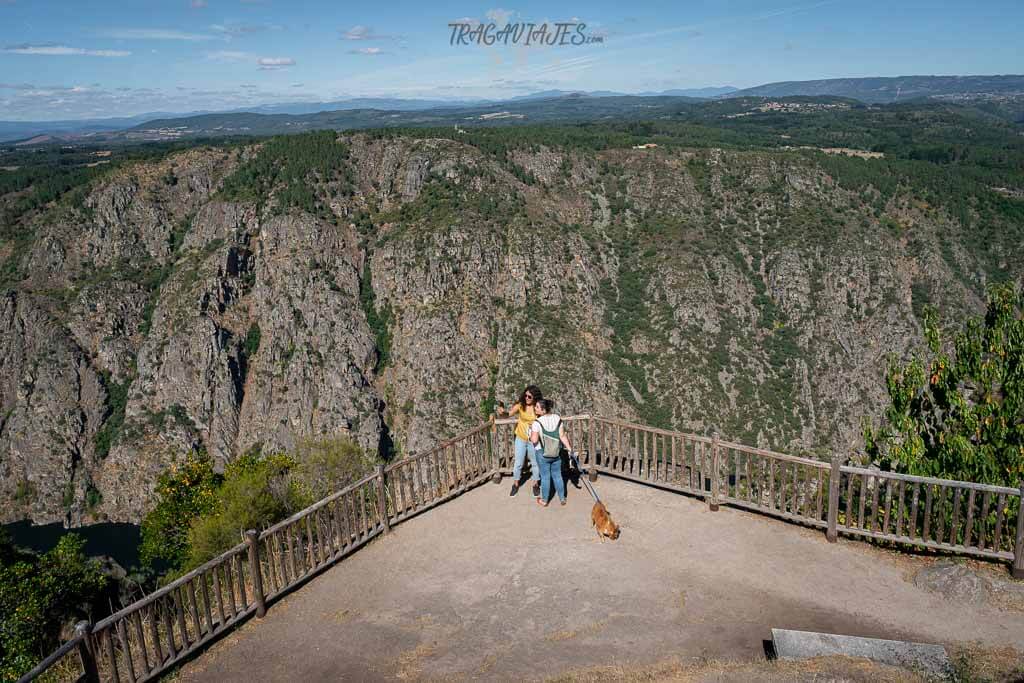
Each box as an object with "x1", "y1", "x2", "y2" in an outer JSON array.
[
  {"x1": 532, "y1": 482, "x2": 541, "y2": 497},
  {"x1": 510, "y1": 483, "x2": 519, "y2": 497}
]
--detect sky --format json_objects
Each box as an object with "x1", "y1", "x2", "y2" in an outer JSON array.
[{"x1": 1, "y1": 0, "x2": 1022, "y2": 121}]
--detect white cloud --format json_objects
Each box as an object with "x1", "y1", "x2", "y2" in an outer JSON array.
[
  {"x1": 341, "y1": 25, "x2": 370, "y2": 40},
  {"x1": 349, "y1": 47, "x2": 383, "y2": 55},
  {"x1": 2, "y1": 44, "x2": 130, "y2": 57},
  {"x1": 210, "y1": 22, "x2": 277, "y2": 37},
  {"x1": 340, "y1": 25, "x2": 395, "y2": 41},
  {"x1": 485, "y1": 8, "x2": 515, "y2": 24},
  {"x1": 206, "y1": 50, "x2": 252, "y2": 61},
  {"x1": 257, "y1": 56, "x2": 295, "y2": 70},
  {"x1": 103, "y1": 28, "x2": 216, "y2": 41},
  {"x1": 531, "y1": 55, "x2": 600, "y2": 77}
]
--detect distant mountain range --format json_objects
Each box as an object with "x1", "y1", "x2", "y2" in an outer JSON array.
[
  {"x1": 0, "y1": 88, "x2": 739, "y2": 142},
  {"x1": 115, "y1": 95, "x2": 709, "y2": 142},
  {"x1": 726, "y1": 74, "x2": 1024, "y2": 103},
  {"x1": 508, "y1": 87, "x2": 740, "y2": 100},
  {"x1": 0, "y1": 115, "x2": 182, "y2": 143},
  {"x1": 1, "y1": 75, "x2": 1021, "y2": 144}
]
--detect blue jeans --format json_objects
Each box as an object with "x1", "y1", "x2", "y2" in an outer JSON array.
[
  {"x1": 537, "y1": 453, "x2": 566, "y2": 503},
  {"x1": 513, "y1": 436, "x2": 539, "y2": 482}
]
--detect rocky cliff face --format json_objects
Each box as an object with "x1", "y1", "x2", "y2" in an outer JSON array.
[{"x1": 1, "y1": 133, "x2": 1020, "y2": 524}]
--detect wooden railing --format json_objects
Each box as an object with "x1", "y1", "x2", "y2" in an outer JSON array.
[
  {"x1": 584, "y1": 417, "x2": 1023, "y2": 566},
  {"x1": 21, "y1": 414, "x2": 1024, "y2": 682},
  {"x1": 21, "y1": 423, "x2": 495, "y2": 683},
  {"x1": 385, "y1": 423, "x2": 495, "y2": 524},
  {"x1": 834, "y1": 466, "x2": 1020, "y2": 561}
]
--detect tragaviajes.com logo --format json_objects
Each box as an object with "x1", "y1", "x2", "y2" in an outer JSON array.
[{"x1": 448, "y1": 21, "x2": 604, "y2": 46}]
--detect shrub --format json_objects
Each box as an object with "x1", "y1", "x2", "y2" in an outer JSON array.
[
  {"x1": 244, "y1": 322, "x2": 262, "y2": 358},
  {"x1": 0, "y1": 534, "x2": 108, "y2": 681},
  {"x1": 139, "y1": 454, "x2": 220, "y2": 573},
  {"x1": 292, "y1": 438, "x2": 377, "y2": 501},
  {"x1": 184, "y1": 452, "x2": 307, "y2": 570}
]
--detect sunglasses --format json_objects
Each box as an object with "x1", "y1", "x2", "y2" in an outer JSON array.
[{"x1": 525, "y1": 394, "x2": 534, "y2": 400}]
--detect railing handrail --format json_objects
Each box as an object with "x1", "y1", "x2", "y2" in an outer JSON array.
[
  {"x1": 718, "y1": 440, "x2": 830, "y2": 468},
  {"x1": 384, "y1": 423, "x2": 492, "y2": 472},
  {"x1": 491, "y1": 413, "x2": 592, "y2": 427},
  {"x1": 260, "y1": 470, "x2": 381, "y2": 538},
  {"x1": 15, "y1": 631, "x2": 84, "y2": 683},
  {"x1": 839, "y1": 464, "x2": 1020, "y2": 495},
  {"x1": 94, "y1": 541, "x2": 248, "y2": 630}
]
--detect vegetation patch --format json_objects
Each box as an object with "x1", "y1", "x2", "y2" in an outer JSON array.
[
  {"x1": 94, "y1": 370, "x2": 130, "y2": 459},
  {"x1": 0, "y1": 534, "x2": 109, "y2": 681},
  {"x1": 218, "y1": 130, "x2": 354, "y2": 216},
  {"x1": 360, "y1": 262, "x2": 393, "y2": 371},
  {"x1": 140, "y1": 438, "x2": 377, "y2": 581}
]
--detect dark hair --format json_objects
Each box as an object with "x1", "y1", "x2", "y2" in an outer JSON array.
[
  {"x1": 535, "y1": 398, "x2": 554, "y2": 413},
  {"x1": 517, "y1": 385, "x2": 543, "y2": 408}
]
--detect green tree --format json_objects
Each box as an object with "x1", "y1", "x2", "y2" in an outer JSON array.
[
  {"x1": 863, "y1": 282, "x2": 1024, "y2": 486},
  {"x1": 139, "y1": 454, "x2": 220, "y2": 572},
  {"x1": 139, "y1": 438, "x2": 376, "y2": 579},
  {"x1": 0, "y1": 534, "x2": 108, "y2": 681},
  {"x1": 185, "y1": 452, "x2": 307, "y2": 571}
]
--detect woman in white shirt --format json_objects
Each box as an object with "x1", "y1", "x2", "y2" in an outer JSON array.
[{"x1": 529, "y1": 398, "x2": 574, "y2": 507}]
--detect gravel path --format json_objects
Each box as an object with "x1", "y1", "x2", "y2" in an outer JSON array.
[{"x1": 179, "y1": 476, "x2": 1024, "y2": 681}]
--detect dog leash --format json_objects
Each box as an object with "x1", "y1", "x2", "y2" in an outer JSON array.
[{"x1": 568, "y1": 451, "x2": 601, "y2": 504}]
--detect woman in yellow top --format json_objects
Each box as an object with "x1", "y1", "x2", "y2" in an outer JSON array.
[{"x1": 501, "y1": 385, "x2": 543, "y2": 497}]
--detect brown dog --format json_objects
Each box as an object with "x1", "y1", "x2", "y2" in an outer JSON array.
[{"x1": 591, "y1": 501, "x2": 620, "y2": 541}]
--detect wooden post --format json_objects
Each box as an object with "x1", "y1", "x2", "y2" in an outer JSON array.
[
  {"x1": 376, "y1": 464, "x2": 391, "y2": 534},
  {"x1": 75, "y1": 621, "x2": 100, "y2": 683},
  {"x1": 588, "y1": 414, "x2": 599, "y2": 482},
  {"x1": 587, "y1": 414, "x2": 595, "y2": 468},
  {"x1": 1013, "y1": 483, "x2": 1024, "y2": 580},
  {"x1": 245, "y1": 530, "x2": 267, "y2": 618},
  {"x1": 709, "y1": 431, "x2": 720, "y2": 511},
  {"x1": 827, "y1": 456, "x2": 843, "y2": 543},
  {"x1": 489, "y1": 417, "x2": 502, "y2": 484}
]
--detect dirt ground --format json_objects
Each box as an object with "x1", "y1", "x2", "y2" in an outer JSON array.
[{"x1": 178, "y1": 476, "x2": 1024, "y2": 682}]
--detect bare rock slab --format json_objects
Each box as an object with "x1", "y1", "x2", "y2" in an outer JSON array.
[{"x1": 772, "y1": 628, "x2": 952, "y2": 679}]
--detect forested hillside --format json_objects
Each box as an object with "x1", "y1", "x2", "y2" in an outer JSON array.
[{"x1": 1, "y1": 103, "x2": 1023, "y2": 525}]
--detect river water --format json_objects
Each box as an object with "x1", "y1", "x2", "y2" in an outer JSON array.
[{"x1": 2, "y1": 520, "x2": 143, "y2": 570}]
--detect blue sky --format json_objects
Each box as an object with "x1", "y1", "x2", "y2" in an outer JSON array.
[{"x1": 1, "y1": 0, "x2": 1022, "y2": 120}]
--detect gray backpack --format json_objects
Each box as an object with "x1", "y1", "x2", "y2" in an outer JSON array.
[{"x1": 537, "y1": 417, "x2": 562, "y2": 458}]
